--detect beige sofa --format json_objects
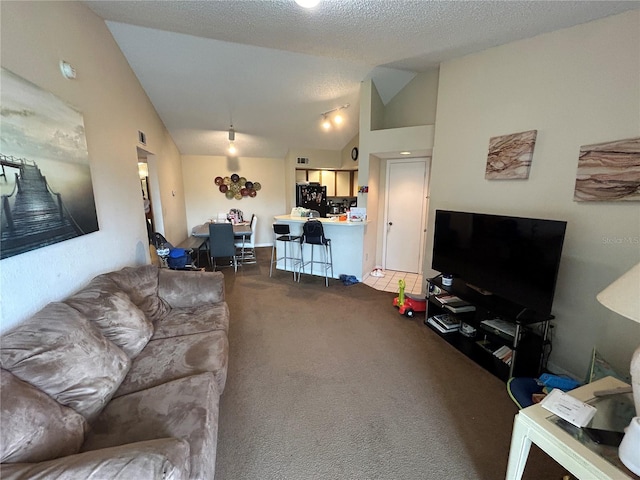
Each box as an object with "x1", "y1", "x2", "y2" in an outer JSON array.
[{"x1": 0, "y1": 265, "x2": 229, "y2": 479}]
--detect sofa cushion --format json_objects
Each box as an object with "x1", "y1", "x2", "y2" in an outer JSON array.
[
  {"x1": 1, "y1": 438, "x2": 190, "y2": 480},
  {"x1": 158, "y1": 269, "x2": 226, "y2": 308},
  {"x1": 83, "y1": 373, "x2": 219, "y2": 480},
  {"x1": 114, "y1": 331, "x2": 228, "y2": 398},
  {"x1": 152, "y1": 303, "x2": 229, "y2": 340},
  {"x1": 104, "y1": 265, "x2": 170, "y2": 323},
  {"x1": 0, "y1": 302, "x2": 130, "y2": 421},
  {"x1": 0, "y1": 369, "x2": 87, "y2": 464},
  {"x1": 64, "y1": 276, "x2": 153, "y2": 359}
]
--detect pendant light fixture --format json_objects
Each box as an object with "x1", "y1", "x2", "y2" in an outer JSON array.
[{"x1": 228, "y1": 125, "x2": 237, "y2": 155}]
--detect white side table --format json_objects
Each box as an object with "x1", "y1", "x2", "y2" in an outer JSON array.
[{"x1": 506, "y1": 376, "x2": 638, "y2": 480}]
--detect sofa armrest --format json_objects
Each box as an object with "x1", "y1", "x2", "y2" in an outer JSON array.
[
  {"x1": 158, "y1": 269, "x2": 225, "y2": 308},
  {"x1": 1, "y1": 438, "x2": 190, "y2": 480}
]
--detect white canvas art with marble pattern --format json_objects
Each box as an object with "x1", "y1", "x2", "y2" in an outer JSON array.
[
  {"x1": 485, "y1": 130, "x2": 537, "y2": 180},
  {"x1": 574, "y1": 137, "x2": 640, "y2": 202}
]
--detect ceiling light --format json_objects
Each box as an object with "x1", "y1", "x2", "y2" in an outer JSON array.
[
  {"x1": 295, "y1": 0, "x2": 320, "y2": 8},
  {"x1": 228, "y1": 124, "x2": 237, "y2": 154},
  {"x1": 319, "y1": 104, "x2": 350, "y2": 131},
  {"x1": 400, "y1": 151, "x2": 411, "y2": 155}
]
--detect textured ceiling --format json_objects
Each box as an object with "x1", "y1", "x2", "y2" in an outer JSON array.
[{"x1": 85, "y1": 0, "x2": 638, "y2": 158}]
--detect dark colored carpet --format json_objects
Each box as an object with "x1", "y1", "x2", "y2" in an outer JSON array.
[{"x1": 214, "y1": 248, "x2": 566, "y2": 479}]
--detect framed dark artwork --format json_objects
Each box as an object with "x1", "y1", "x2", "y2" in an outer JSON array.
[
  {"x1": 0, "y1": 67, "x2": 99, "y2": 260},
  {"x1": 574, "y1": 137, "x2": 640, "y2": 201},
  {"x1": 485, "y1": 130, "x2": 537, "y2": 180}
]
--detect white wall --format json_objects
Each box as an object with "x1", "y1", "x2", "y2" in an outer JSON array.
[
  {"x1": 383, "y1": 69, "x2": 440, "y2": 129},
  {"x1": 427, "y1": 11, "x2": 640, "y2": 377},
  {"x1": 181, "y1": 155, "x2": 287, "y2": 246},
  {"x1": 358, "y1": 80, "x2": 436, "y2": 275},
  {"x1": 0, "y1": 2, "x2": 186, "y2": 332}
]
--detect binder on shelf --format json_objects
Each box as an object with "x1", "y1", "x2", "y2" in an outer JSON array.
[
  {"x1": 492, "y1": 345, "x2": 510, "y2": 357},
  {"x1": 492, "y1": 345, "x2": 513, "y2": 365}
]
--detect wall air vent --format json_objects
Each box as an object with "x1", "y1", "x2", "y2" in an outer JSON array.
[
  {"x1": 138, "y1": 130, "x2": 147, "y2": 145},
  {"x1": 297, "y1": 157, "x2": 309, "y2": 165}
]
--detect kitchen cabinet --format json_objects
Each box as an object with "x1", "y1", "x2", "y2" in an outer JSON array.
[
  {"x1": 295, "y1": 170, "x2": 307, "y2": 183},
  {"x1": 307, "y1": 170, "x2": 321, "y2": 183},
  {"x1": 336, "y1": 171, "x2": 351, "y2": 197},
  {"x1": 296, "y1": 169, "x2": 356, "y2": 197},
  {"x1": 323, "y1": 170, "x2": 336, "y2": 196}
]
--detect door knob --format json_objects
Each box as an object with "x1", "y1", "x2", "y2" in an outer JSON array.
[{"x1": 388, "y1": 222, "x2": 393, "y2": 226}]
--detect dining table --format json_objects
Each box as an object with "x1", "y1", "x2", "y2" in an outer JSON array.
[
  {"x1": 189, "y1": 222, "x2": 253, "y2": 266},
  {"x1": 191, "y1": 221, "x2": 252, "y2": 239}
]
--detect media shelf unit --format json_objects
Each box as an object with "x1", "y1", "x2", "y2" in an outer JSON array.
[{"x1": 425, "y1": 276, "x2": 552, "y2": 382}]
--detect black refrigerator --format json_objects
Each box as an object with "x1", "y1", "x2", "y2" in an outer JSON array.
[{"x1": 296, "y1": 183, "x2": 327, "y2": 217}]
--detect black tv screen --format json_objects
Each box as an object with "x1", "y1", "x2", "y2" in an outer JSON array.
[{"x1": 432, "y1": 210, "x2": 567, "y2": 317}]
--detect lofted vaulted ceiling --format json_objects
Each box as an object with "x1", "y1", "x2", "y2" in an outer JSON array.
[{"x1": 85, "y1": 0, "x2": 638, "y2": 158}]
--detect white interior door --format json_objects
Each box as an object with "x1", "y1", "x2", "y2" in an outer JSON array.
[{"x1": 383, "y1": 159, "x2": 429, "y2": 273}]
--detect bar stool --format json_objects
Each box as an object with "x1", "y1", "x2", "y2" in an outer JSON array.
[
  {"x1": 298, "y1": 219, "x2": 333, "y2": 287},
  {"x1": 270, "y1": 223, "x2": 301, "y2": 279}
]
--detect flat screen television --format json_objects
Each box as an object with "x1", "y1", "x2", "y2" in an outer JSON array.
[{"x1": 432, "y1": 210, "x2": 567, "y2": 318}]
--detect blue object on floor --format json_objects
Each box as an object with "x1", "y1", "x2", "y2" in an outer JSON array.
[
  {"x1": 507, "y1": 377, "x2": 543, "y2": 409},
  {"x1": 538, "y1": 373, "x2": 581, "y2": 391},
  {"x1": 168, "y1": 248, "x2": 189, "y2": 269},
  {"x1": 340, "y1": 274, "x2": 359, "y2": 286}
]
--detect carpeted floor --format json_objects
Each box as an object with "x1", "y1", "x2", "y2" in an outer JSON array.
[{"x1": 214, "y1": 248, "x2": 566, "y2": 479}]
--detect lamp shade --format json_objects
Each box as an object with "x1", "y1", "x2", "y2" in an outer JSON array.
[{"x1": 597, "y1": 262, "x2": 640, "y2": 323}]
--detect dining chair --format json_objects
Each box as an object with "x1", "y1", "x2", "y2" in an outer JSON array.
[
  {"x1": 234, "y1": 214, "x2": 257, "y2": 264},
  {"x1": 208, "y1": 223, "x2": 238, "y2": 272}
]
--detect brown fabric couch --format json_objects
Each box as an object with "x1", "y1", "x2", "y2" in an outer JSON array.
[{"x1": 0, "y1": 265, "x2": 229, "y2": 480}]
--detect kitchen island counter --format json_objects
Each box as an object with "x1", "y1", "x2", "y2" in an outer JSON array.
[
  {"x1": 273, "y1": 215, "x2": 368, "y2": 280},
  {"x1": 273, "y1": 214, "x2": 368, "y2": 226}
]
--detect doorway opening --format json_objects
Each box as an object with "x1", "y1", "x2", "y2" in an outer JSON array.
[{"x1": 137, "y1": 147, "x2": 163, "y2": 243}]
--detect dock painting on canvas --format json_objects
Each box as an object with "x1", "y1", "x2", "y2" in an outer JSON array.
[{"x1": 0, "y1": 68, "x2": 99, "y2": 260}]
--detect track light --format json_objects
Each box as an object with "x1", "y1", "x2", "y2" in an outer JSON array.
[{"x1": 319, "y1": 104, "x2": 350, "y2": 131}]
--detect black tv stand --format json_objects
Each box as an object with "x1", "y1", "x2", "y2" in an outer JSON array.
[
  {"x1": 466, "y1": 283, "x2": 493, "y2": 296},
  {"x1": 425, "y1": 276, "x2": 552, "y2": 382}
]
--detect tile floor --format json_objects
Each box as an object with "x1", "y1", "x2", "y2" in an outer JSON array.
[{"x1": 363, "y1": 269, "x2": 424, "y2": 295}]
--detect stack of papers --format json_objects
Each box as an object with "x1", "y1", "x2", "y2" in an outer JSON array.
[
  {"x1": 427, "y1": 314, "x2": 461, "y2": 333},
  {"x1": 541, "y1": 389, "x2": 597, "y2": 427},
  {"x1": 434, "y1": 295, "x2": 476, "y2": 313},
  {"x1": 481, "y1": 318, "x2": 517, "y2": 338}
]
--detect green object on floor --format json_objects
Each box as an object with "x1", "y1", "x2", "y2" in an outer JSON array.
[{"x1": 397, "y1": 279, "x2": 406, "y2": 306}]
